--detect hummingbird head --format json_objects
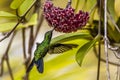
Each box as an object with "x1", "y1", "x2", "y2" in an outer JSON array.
[{"x1": 44, "y1": 29, "x2": 53, "y2": 40}]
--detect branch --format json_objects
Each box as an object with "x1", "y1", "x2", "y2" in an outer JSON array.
[
  {"x1": 97, "y1": 0, "x2": 102, "y2": 80},
  {"x1": 34, "y1": 13, "x2": 44, "y2": 40},
  {"x1": 0, "y1": 31, "x2": 16, "y2": 80},
  {"x1": 22, "y1": 28, "x2": 28, "y2": 68},
  {"x1": 104, "y1": 0, "x2": 111, "y2": 79}
]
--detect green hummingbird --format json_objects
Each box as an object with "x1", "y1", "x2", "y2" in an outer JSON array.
[{"x1": 26, "y1": 29, "x2": 78, "y2": 73}]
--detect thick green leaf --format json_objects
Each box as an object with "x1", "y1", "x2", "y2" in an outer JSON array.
[
  {"x1": 74, "y1": 0, "x2": 96, "y2": 12},
  {"x1": 0, "y1": 21, "x2": 36, "y2": 32},
  {"x1": 74, "y1": 0, "x2": 85, "y2": 12},
  {"x1": 108, "y1": 0, "x2": 117, "y2": 21},
  {"x1": 0, "y1": 22, "x2": 25, "y2": 32},
  {"x1": 0, "y1": 13, "x2": 37, "y2": 32},
  {"x1": 116, "y1": 17, "x2": 120, "y2": 29},
  {"x1": 76, "y1": 35, "x2": 100, "y2": 66},
  {"x1": 107, "y1": 0, "x2": 117, "y2": 30},
  {"x1": 108, "y1": 23, "x2": 120, "y2": 42},
  {"x1": 27, "y1": 13, "x2": 37, "y2": 26},
  {"x1": 88, "y1": 6, "x2": 97, "y2": 24},
  {"x1": 18, "y1": 0, "x2": 36, "y2": 16},
  {"x1": 51, "y1": 31, "x2": 92, "y2": 44},
  {"x1": 10, "y1": 0, "x2": 25, "y2": 9},
  {"x1": 73, "y1": 0, "x2": 79, "y2": 11},
  {"x1": 91, "y1": 20, "x2": 120, "y2": 42},
  {"x1": 115, "y1": 0, "x2": 120, "y2": 17},
  {"x1": 85, "y1": 0, "x2": 96, "y2": 11},
  {"x1": 0, "y1": 11, "x2": 16, "y2": 18}
]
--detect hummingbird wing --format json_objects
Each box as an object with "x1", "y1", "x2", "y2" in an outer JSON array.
[{"x1": 48, "y1": 43, "x2": 78, "y2": 54}]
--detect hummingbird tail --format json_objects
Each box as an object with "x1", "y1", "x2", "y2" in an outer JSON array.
[
  {"x1": 26, "y1": 58, "x2": 44, "y2": 73},
  {"x1": 35, "y1": 58, "x2": 44, "y2": 73}
]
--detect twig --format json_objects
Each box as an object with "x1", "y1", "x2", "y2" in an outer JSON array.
[
  {"x1": 22, "y1": 28, "x2": 30, "y2": 80},
  {"x1": 0, "y1": 57, "x2": 4, "y2": 76},
  {"x1": 22, "y1": 28, "x2": 28, "y2": 68},
  {"x1": 5, "y1": 32, "x2": 16, "y2": 80},
  {"x1": 108, "y1": 44, "x2": 120, "y2": 59},
  {"x1": 97, "y1": 0, "x2": 102, "y2": 80},
  {"x1": 66, "y1": 0, "x2": 72, "y2": 7},
  {"x1": 0, "y1": 31, "x2": 16, "y2": 80},
  {"x1": 104, "y1": 0, "x2": 111, "y2": 79},
  {"x1": 33, "y1": 0, "x2": 42, "y2": 43},
  {"x1": 0, "y1": 20, "x2": 22, "y2": 42},
  {"x1": 23, "y1": 26, "x2": 34, "y2": 80},
  {"x1": 0, "y1": 0, "x2": 38, "y2": 42},
  {"x1": 116, "y1": 65, "x2": 119, "y2": 80},
  {"x1": 34, "y1": 13, "x2": 44, "y2": 40},
  {"x1": 118, "y1": 65, "x2": 120, "y2": 80},
  {"x1": 22, "y1": 28, "x2": 27, "y2": 59},
  {"x1": 93, "y1": 46, "x2": 120, "y2": 66},
  {"x1": 6, "y1": 58, "x2": 14, "y2": 80},
  {"x1": 115, "y1": 59, "x2": 120, "y2": 80},
  {"x1": 23, "y1": 1, "x2": 41, "y2": 79},
  {"x1": 28, "y1": 26, "x2": 34, "y2": 57}
]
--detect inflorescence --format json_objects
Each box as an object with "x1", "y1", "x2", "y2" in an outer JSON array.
[{"x1": 43, "y1": 1, "x2": 89, "y2": 33}]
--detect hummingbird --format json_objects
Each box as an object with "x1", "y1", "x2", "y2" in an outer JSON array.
[{"x1": 26, "y1": 29, "x2": 78, "y2": 73}]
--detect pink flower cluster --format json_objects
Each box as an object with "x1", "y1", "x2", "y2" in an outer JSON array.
[{"x1": 43, "y1": 1, "x2": 89, "y2": 33}]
